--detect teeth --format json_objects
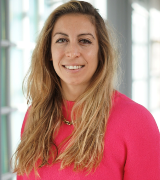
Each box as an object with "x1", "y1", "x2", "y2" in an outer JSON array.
[{"x1": 64, "y1": 65, "x2": 83, "y2": 70}]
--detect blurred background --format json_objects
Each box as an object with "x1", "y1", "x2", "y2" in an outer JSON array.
[{"x1": 0, "y1": 0, "x2": 160, "y2": 179}]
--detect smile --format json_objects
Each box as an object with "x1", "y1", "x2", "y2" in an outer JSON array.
[{"x1": 63, "y1": 65, "x2": 84, "y2": 70}]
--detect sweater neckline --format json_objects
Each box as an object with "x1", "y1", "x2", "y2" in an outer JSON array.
[
  {"x1": 63, "y1": 90, "x2": 118, "y2": 107},
  {"x1": 62, "y1": 90, "x2": 119, "y2": 124}
]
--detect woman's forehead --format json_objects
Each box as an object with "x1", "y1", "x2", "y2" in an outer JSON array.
[{"x1": 52, "y1": 14, "x2": 97, "y2": 36}]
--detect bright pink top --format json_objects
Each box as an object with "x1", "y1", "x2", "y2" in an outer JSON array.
[{"x1": 17, "y1": 91, "x2": 160, "y2": 180}]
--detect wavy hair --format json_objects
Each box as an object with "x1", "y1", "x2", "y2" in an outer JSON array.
[{"x1": 12, "y1": 0, "x2": 119, "y2": 176}]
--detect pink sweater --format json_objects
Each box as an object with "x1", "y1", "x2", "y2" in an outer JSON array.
[{"x1": 17, "y1": 91, "x2": 160, "y2": 180}]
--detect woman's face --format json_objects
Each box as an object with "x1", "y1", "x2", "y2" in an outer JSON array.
[{"x1": 51, "y1": 14, "x2": 99, "y2": 89}]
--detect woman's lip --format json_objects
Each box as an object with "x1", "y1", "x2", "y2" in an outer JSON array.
[
  {"x1": 62, "y1": 65, "x2": 85, "y2": 73},
  {"x1": 62, "y1": 65, "x2": 85, "y2": 66}
]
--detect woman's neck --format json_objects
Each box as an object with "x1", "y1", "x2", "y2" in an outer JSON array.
[{"x1": 61, "y1": 81, "x2": 88, "y2": 101}]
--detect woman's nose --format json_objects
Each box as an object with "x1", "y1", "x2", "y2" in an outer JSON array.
[{"x1": 65, "y1": 43, "x2": 80, "y2": 58}]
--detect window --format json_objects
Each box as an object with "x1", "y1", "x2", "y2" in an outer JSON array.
[
  {"x1": 132, "y1": 2, "x2": 160, "y2": 130},
  {"x1": 149, "y1": 8, "x2": 160, "y2": 129},
  {"x1": 132, "y1": 3, "x2": 149, "y2": 108}
]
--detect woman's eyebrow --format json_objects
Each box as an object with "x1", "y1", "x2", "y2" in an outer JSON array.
[
  {"x1": 78, "y1": 33, "x2": 95, "y2": 39},
  {"x1": 53, "y1": 32, "x2": 68, "y2": 37},
  {"x1": 53, "y1": 32, "x2": 95, "y2": 39}
]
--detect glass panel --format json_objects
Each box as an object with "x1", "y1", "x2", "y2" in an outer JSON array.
[
  {"x1": 29, "y1": 0, "x2": 38, "y2": 42},
  {"x1": 44, "y1": 1, "x2": 63, "y2": 21},
  {"x1": 151, "y1": 109, "x2": 160, "y2": 131},
  {"x1": 132, "y1": 44, "x2": 148, "y2": 80},
  {"x1": 132, "y1": 3, "x2": 149, "y2": 109},
  {"x1": 132, "y1": 10, "x2": 148, "y2": 44},
  {"x1": 9, "y1": 0, "x2": 23, "y2": 42},
  {"x1": 150, "y1": 77, "x2": 160, "y2": 110},
  {"x1": 38, "y1": 0, "x2": 45, "y2": 31},
  {"x1": 95, "y1": 0, "x2": 107, "y2": 19},
  {"x1": 150, "y1": 42, "x2": 160, "y2": 76},
  {"x1": 1, "y1": 0, "x2": 6, "y2": 39},
  {"x1": 132, "y1": 80, "x2": 148, "y2": 108},
  {"x1": 22, "y1": 0, "x2": 30, "y2": 43},
  {"x1": 1, "y1": 115, "x2": 9, "y2": 173},
  {"x1": 10, "y1": 111, "x2": 25, "y2": 158},
  {"x1": 10, "y1": 47, "x2": 24, "y2": 107},
  {"x1": 150, "y1": 8, "x2": 160, "y2": 41},
  {"x1": 1, "y1": 48, "x2": 7, "y2": 107},
  {"x1": 12, "y1": 176, "x2": 17, "y2": 180},
  {"x1": 23, "y1": 49, "x2": 32, "y2": 76}
]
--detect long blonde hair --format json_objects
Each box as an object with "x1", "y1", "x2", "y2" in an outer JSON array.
[{"x1": 13, "y1": 0, "x2": 119, "y2": 176}]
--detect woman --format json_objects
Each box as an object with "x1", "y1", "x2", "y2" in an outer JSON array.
[{"x1": 13, "y1": 1, "x2": 160, "y2": 180}]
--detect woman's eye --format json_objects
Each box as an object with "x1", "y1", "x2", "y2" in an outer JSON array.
[
  {"x1": 79, "y1": 39, "x2": 92, "y2": 44},
  {"x1": 56, "y1": 38, "x2": 67, "y2": 43}
]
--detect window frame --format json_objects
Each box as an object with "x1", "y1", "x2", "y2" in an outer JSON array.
[{"x1": 0, "y1": 0, "x2": 15, "y2": 179}]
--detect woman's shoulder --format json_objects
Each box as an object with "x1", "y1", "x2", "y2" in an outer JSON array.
[
  {"x1": 109, "y1": 90, "x2": 159, "y2": 135},
  {"x1": 107, "y1": 92, "x2": 160, "y2": 179},
  {"x1": 112, "y1": 90, "x2": 154, "y2": 119}
]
